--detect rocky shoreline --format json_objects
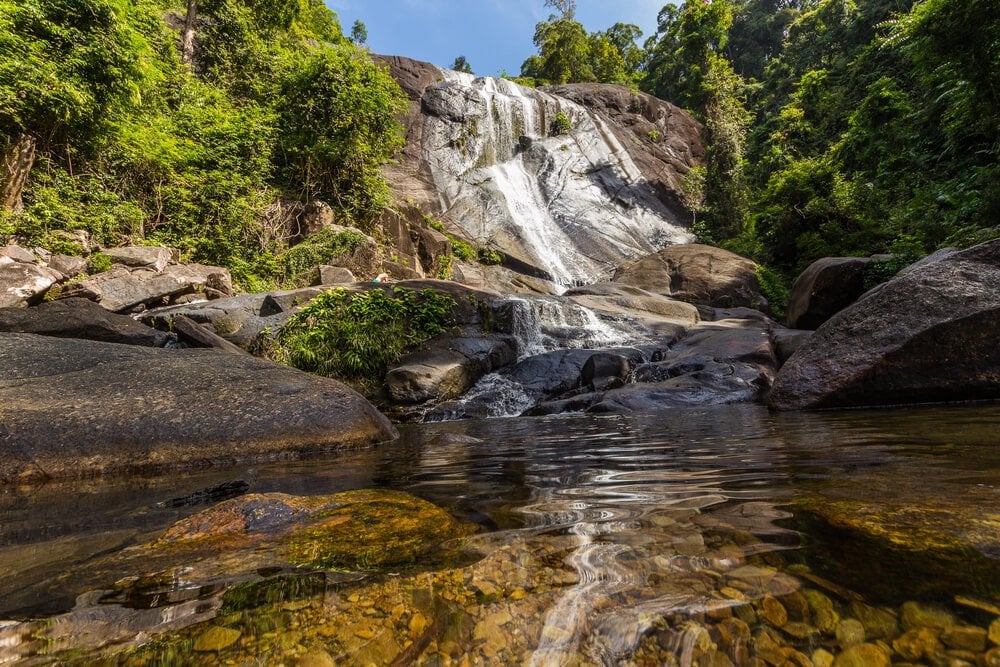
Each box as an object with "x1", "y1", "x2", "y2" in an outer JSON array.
[{"x1": 2, "y1": 238, "x2": 999, "y2": 484}]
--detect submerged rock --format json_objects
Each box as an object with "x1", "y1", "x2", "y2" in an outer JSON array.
[
  {"x1": 0, "y1": 333, "x2": 396, "y2": 484},
  {"x1": 158, "y1": 489, "x2": 475, "y2": 571},
  {"x1": 770, "y1": 239, "x2": 1000, "y2": 409}
]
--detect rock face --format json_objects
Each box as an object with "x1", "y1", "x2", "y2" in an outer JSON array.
[
  {"x1": 770, "y1": 239, "x2": 1000, "y2": 409},
  {"x1": 785, "y1": 257, "x2": 872, "y2": 330},
  {"x1": 0, "y1": 259, "x2": 61, "y2": 307},
  {"x1": 0, "y1": 333, "x2": 397, "y2": 483},
  {"x1": 614, "y1": 244, "x2": 767, "y2": 311},
  {"x1": 386, "y1": 336, "x2": 517, "y2": 404},
  {"x1": 0, "y1": 297, "x2": 172, "y2": 346},
  {"x1": 375, "y1": 55, "x2": 702, "y2": 287}
]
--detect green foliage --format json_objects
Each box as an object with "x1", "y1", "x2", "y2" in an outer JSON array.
[
  {"x1": 754, "y1": 263, "x2": 789, "y2": 319},
  {"x1": 477, "y1": 247, "x2": 504, "y2": 265},
  {"x1": 452, "y1": 56, "x2": 473, "y2": 74},
  {"x1": 0, "y1": 0, "x2": 406, "y2": 292},
  {"x1": 0, "y1": 0, "x2": 148, "y2": 150},
  {"x1": 271, "y1": 287, "x2": 456, "y2": 379},
  {"x1": 642, "y1": 0, "x2": 996, "y2": 282},
  {"x1": 520, "y1": 9, "x2": 643, "y2": 85},
  {"x1": 350, "y1": 19, "x2": 367, "y2": 46},
  {"x1": 279, "y1": 228, "x2": 367, "y2": 285},
  {"x1": 277, "y1": 47, "x2": 407, "y2": 229},
  {"x1": 451, "y1": 238, "x2": 476, "y2": 262},
  {"x1": 87, "y1": 251, "x2": 112, "y2": 273},
  {"x1": 436, "y1": 254, "x2": 453, "y2": 280},
  {"x1": 550, "y1": 111, "x2": 572, "y2": 136}
]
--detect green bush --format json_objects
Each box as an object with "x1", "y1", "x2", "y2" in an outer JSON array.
[
  {"x1": 270, "y1": 287, "x2": 456, "y2": 379},
  {"x1": 755, "y1": 264, "x2": 789, "y2": 320},
  {"x1": 451, "y1": 239, "x2": 476, "y2": 262},
  {"x1": 477, "y1": 247, "x2": 504, "y2": 265},
  {"x1": 87, "y1": 252, "x2": 113, "y2": 274},
  {"x1": 550, "y1": 111, "x2": 572, "y2": 136},
  {"x1": 279, "y1": 228, "x2": 367, "y2": 285}
]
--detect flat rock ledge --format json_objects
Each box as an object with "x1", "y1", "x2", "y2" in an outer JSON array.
[{"x1": 0, "y1": 333, "x2": 397, "y2": 484}]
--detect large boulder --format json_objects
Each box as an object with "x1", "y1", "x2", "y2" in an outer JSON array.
[
  {"x1": 385, "y1": 335, "x2": 517, "y2": 404},
  {"x1": 564, "y1": 282, "x2": 701, "y2": 325},
  {"x1": 0, "y1": 333, "x2": 397, "y2": 484},
  {"x1": 0, "y1": 297, "x2": 171, "y2": 346},
  {"x1": 157, "y1": 489, "x2": 474, "y2": 570},
  {"x1": 785, "y1": 257, "x2": 872, "y2": 329},
  {"x1": 59, "y1": 262, "x2": 232, "y2": 312},
  {"x1": 769, "y1": 239, "x2": 1000, "y2": 410},
  {"x1": 104, "y1": 246, "x2": 175, "y2": 272},
  {"x1": 0, "y1": 259, "x2": 61, "y2": 307},
  {"x1": 613, "y1": 244, "x2": 767, "y2": 311}
]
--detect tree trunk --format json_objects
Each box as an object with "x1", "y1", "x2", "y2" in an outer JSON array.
[
  {"x1": 181, "y1": 0, "x2": 197, "y2": 67},
  {"x1": 1, "y1": 134, "x2": 36, "y2": 213}
]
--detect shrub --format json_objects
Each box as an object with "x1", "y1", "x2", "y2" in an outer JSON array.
[
  {"x1": 550, "y1": 111, "x2": 572, "y2": 136},
  {"x1": 451, "y1": 239, "x2": 476, "y2": 262},
  {"x1": 279, "y1": 228, "x2": 367, "y2": 285},
  {"x1": 755, "y1": 264, "x2": 789, "y2": 320},
  {"x1": 477, "y1": 247, "x2": 504, "y2": 265},
  {"x1": 87, "y1": 252, "x2": 113, "y2": 273},
  {"x1": 270, "y1": 287, "x2": 456, "y2": 379}
]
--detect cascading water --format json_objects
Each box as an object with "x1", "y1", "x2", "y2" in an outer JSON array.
[
  {"x1": 430, "y1": 296, "x2": 644, "y2": 420},
  {"x1": 421, "y1": 69, "x2": 693, "y2": 290}
]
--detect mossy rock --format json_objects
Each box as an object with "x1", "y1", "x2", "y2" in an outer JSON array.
[{"x1": 158, "y1": 489, "x2": 476, "y2": 572}]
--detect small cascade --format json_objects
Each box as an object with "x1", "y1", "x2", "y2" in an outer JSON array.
[
  {"x1": 427, "y1": 296, "x2": 644, "y2": 421},
  {"x1": 495, "y1": 296, "x2": 636, "y2": 359}
]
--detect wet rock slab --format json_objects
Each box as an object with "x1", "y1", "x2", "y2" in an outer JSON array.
[{"x1": 0, "y1": 333, "x2": 397, "y2": 484}]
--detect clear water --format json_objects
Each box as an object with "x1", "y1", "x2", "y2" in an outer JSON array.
[{"x1": 1, "y1": 404, "x2": 998, "y2": 665}]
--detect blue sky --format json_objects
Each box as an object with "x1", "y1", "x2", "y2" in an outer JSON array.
[{"x1": 326, "y1": 0, "x2": 669, "y2": 77}]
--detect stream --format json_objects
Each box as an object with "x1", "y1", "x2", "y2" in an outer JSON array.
[{"x1": 1, "y1": 403, "x2": 998, "y2": 665}]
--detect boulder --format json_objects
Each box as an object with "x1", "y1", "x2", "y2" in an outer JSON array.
[
  {"x1": 46, "y1": 254, "x2": 88, "y2": 278},
  {"x1": 564, "y1": 283, "x2": 701, "y2": 325},
  {"x1": 162, "y1": 263, "x2": 233, "y2": 297},
  {"x1": 316, "y1": 266, "x2": 356, "y2": 285},
  {"x1": 786, "y1": 257, "x2": 872, "y2": 330},
  {"x1": 104, "y1": 246, "x2": 175, "y2": 272},
  {"x1": 60, "y1": 262, "x2": 233, "y2": 312},
  {"x1": 772, "y1": 328, "x2": 812, "y2": 366},
  {"x1": 59, "y1": 266, "x2": 191, "y2": 312},
  {"x1": 0, "y1": 261, "x2": 61, "y2": 307},
  {"x1": 141, "y1": 287, "x2": 327, "y2": 348},
  {"x1": 0, "y1": 333, "x2": 397, "y2": 484},
  {"x1": 769, "y1": 239, "x2": 1000, "y2": 410},
  {"x1": 386, "y1": 336, "x2": 517, "y2": 404},
  {"x1": 0, "y1": 298, "x2": 171, "y2": 347},
  {"x1": 170, "y1": 315, "x2": 247, "y2": 354},
  {"x1": 157, "y1": 489, "x2": 474, "y2": 570},
  {"x1": 0, "y1": 245, "x2": 36, "y2": 264},
  {"x1": 613, "y1": 244, "x2": 766, "y2": 310}
]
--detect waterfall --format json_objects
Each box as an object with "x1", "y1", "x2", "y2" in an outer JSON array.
[{"x1": 421, "y1": 70, "x2": 693, "y2": 290}]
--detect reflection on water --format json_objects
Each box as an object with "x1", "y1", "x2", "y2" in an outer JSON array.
[{"x1": 0, "y1": 404, "x2": 998, "y2": 665}]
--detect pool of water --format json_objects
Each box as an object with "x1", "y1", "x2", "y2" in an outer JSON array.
[{"x1": 1, "y1": 404, "x2": 998, "y2": 665}]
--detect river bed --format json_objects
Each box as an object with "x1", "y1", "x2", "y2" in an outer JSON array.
[{"x1": 1, "y1": 404, "x2": 998, "y2": 665}]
